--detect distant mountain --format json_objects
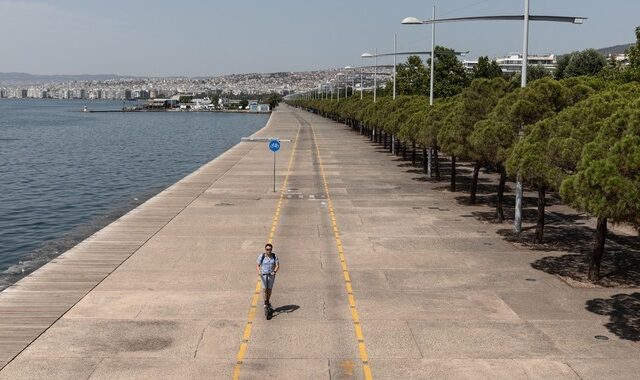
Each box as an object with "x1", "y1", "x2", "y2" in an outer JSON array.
[
  {"x1": 597, "y1": 43, "x2": 634, "y2": 56},
  {"x1": 0, "y1": 72, "x2": 127, "y2": 85}
]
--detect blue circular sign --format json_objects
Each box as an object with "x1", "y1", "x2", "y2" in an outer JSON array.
[{"x1": 269, "y1": 139, "x2": 281, "y2": 152}]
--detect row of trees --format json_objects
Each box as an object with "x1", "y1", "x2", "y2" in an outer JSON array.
[{"x1": 287, "y1": 32, "x2": 640, "y2": 282}]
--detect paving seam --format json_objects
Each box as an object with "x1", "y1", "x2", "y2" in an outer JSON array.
[
  {"x1": 0, "y1": 141, "x2": 259, "y2": 372},
  {"x1": 232, "y1": 120, "x2": 302, "y2": 380},
  {"x1": 300, "y1": 110, "x2": 373, "y2": 380}
]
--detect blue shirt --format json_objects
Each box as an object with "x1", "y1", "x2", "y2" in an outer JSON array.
[{"x1": 257, "y1": 253, "x2": 279, "y2": 274}]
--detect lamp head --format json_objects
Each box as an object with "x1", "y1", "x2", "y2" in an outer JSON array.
[
  {"x1": 361, "y1": 52, "x2": 373, "y2": 58},
  {"x1": 401, "y1": 16, "x2": 422, "y2": 24}
]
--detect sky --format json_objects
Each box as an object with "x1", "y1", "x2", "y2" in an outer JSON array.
[{"x1": 1, "y1": 0, "x2": 638, "y2": 77}]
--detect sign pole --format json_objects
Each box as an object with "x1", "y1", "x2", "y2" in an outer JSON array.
[{"x1": 268, "y1": 139, "x2": 281, "y2": 192}]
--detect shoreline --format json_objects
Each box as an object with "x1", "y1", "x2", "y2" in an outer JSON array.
[{"x1": 86, "y1": 109, "x2": 272, "y2": 113}]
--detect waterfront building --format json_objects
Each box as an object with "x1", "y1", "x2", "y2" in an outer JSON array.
[
  {"x1": 249, "y1": 101, "x2": 270, "y2": 112},
  {"x1": 144, "y1": 98, "x2": 178, "y2": 109},
  {"x1": 607, "y1": 53, "x2": 629, "y2": 65},
  {"x1": 463, "y1": 53, "x2": 557, "y2": 74},
  {"x1": 132, "y1": 90, "x2": 149, "y2": 99},
  {"x1": 88, "y1": 89, "x2": 103, "y2": 99}
]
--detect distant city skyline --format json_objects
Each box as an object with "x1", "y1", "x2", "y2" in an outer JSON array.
[{"x1": 1, "y1": 0, "x2": 638, "y2": 77}]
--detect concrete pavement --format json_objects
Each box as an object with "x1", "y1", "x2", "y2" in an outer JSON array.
[{"x1": 0, "y1": 105, "x2": 638, "y2": 379}]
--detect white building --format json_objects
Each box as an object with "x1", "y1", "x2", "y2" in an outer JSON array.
[
  {"x1": 608, "y1": 53, "x2": 629, "y2": 66},
  {"x1": 249, "y1": 101, "x2": 270, "y2": 113},
  {"x1": 463, "y1": 53, "x2": 557, "y2": 74}
]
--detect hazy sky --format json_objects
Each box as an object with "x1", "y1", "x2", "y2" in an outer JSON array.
[{"x1": 1, "y1": 0, "x2": 638, "y2": 77}]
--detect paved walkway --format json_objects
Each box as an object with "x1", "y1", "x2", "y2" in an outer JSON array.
[{"x1": 0, "y1": 105, "x2": 638, "y2": 379}]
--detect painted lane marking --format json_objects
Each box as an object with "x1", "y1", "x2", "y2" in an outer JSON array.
[
  {"x1": 232, "y1": 124, "x2": 301, "y2": 380},
  {"x1": 309, "y1": 120, "x2": 373, "y2": 380}
]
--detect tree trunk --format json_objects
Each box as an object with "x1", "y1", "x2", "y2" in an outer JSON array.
[
  {"x1": 470, "y1": 162, "x2": 481, "y2": 204},
  {"x1": 402, "y1": 143, "x2": 407, "y2": 160},
  {"x1": 450, "y1": 155, "x2": 456, "y2": 192},
  {"x1": 383, "y1": 133, "x2": 387, "y2": 149},
  {"x1": 422, "y1": 148, "x2": 428, "y2": 174},
  {"x1": 535, "y1": 185, "x2": 546, "y2": 244},
  {"x1": 434, "y1": 148, "x2": 441, "y2": 181},
  {"x1": 496, "y1": 164, "x2": 507, "y2": 222},
  {"x1": 588, "y1": 217, "x2": 607, "y2": 282},
  {"x1": 412, "y1": 142, "x2": 416, "y2": 165}
]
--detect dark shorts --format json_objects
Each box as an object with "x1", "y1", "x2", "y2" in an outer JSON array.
[{"x1": 260, "y1": 273, "x2": 276, "y2": 289}]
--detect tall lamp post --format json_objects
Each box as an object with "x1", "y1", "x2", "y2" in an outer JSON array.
[
  {"x1": 402, "y1": 2, "x2": 437, "y2": 177},
  {"x1": 361, "y1": 52, "x2": 375, "y2": 102},
  {"x1": 344, "y1": 66, "x2": 354, "y2": 98},
  {"x1": 402, "y1": 0, "x2": 585, "y2": 232},
  {"x1": 360, "y1": 55, "x2": 367, "y2": 99},
  {"x1": 393, "y1": 34, "x2": 397, "y2": 100}
]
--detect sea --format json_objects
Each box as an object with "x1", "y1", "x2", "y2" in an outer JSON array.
[{"x1": 0, "y1": 99, "x2": 269, "y2": 290}]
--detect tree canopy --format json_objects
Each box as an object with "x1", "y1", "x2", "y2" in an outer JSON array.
[
  {"x1": 394, "y1": 55, "x2": 429, "y2": 96},
  {"x1": 431, "y1": 46, "x2": 470, "y2": 98},
  {"x1": 555, "y1": 49, "x2": 607, "y2": 79},
  {"x1": 473, "y1": 56, "x2": 503, "y2": 79}
]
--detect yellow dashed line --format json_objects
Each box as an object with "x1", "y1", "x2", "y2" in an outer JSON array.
[
  {"x1": 310, "y1": 122, "x2": 373, "y2": 380},
  {"x1": 232, "y1": 125, "x2": 301, "y2": 380}
]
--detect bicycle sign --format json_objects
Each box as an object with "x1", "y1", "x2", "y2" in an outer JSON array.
[
  {"x1": 269, "y1": 139, "x2": 281, "y2": 152},
  {"x1": 268, "y1": 139, "x2": 281, "y2": 192}
]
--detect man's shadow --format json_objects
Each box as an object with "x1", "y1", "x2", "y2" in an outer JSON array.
[{"x1": 271, "y1": 304, "x2": 300, "y2": 318}]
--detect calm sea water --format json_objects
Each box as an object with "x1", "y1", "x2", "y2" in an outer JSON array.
[{"x1": 0, "y1": 99, "x2": 268, "y2": 289}]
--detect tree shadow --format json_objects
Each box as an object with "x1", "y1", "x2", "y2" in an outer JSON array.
[
  {"x1": 271, "y1": 304, "x2": 300, "y2": 318},
  {"x1": 586, "y1": 293, "x2": 640, "y2": 341},
  {"x1": 509, "y1": 224, "x2": 640, "y2": 287}
]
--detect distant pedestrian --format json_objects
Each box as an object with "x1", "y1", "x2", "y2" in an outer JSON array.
[{"x1": 256, "y1": 243, "x2": 279, "y2": 309}]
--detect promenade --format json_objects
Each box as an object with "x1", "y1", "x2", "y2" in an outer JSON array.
[{"x1": 0, "y1": 105, "x2": 638, "y2": 379}]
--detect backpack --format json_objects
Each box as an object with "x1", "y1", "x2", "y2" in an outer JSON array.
[{"x1": 259, "y1": 253, "x2": 277, "y2": 267}]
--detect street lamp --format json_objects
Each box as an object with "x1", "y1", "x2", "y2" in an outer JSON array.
[
  {"x1": 402, "y1": 3, "x2": 437, "y2": 177},
  {"x1": 393, "y1": 34, "x2": 397, "y2": 100},
  {"x1": 402, "y1": 0, "x2": 586, "y2": 232},
  {"x1": 361, "y1": 50, "x2": 377, "y2": 102},
  {"x1": 344, "y1": 66, "x2": 354, "y2": 98},
  {"x1": 403, "y1": 10, "x2": 436, "y2": 106},
  {"x1": 360, "y1": 53, "x2": 373, "y2": 99}
]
